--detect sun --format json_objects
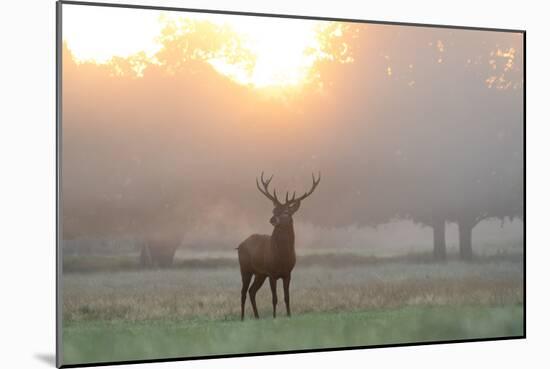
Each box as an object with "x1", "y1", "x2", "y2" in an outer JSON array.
[
  {"x1": 206, "y1": 17, "x2": 333, "y2": 89},
  {"x1": 62, "y1": 5, "x2": 347, "y2": 90}
]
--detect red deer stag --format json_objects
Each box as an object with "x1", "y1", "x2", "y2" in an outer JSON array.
[{"x1": 237, "y1": 172, "x2": 320, "y2": 320}]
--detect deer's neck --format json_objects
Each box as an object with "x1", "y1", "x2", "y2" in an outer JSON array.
[{"x1": 271, "y1": 223, "x2": 295, "y2": 254}]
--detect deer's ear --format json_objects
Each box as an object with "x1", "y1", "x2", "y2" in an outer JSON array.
[{"x1": 289, "y1": 201, "x2": 301, "y2": 214}]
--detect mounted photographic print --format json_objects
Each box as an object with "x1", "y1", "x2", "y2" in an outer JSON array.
[{"x1": 57, "y1": 1, "x2": 525, "y2": 367}]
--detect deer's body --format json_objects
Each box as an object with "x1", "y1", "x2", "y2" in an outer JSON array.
[
  {"x1": 238, "y1": 172, "x2": 319, "y2": 320},
  {"x1": 238, "y1": 228, "x2": 295, "y2": 278}
]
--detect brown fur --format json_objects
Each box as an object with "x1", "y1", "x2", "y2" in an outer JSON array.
[{"x1": 237, "y1": 172, "x2": 319, "y2": 320}]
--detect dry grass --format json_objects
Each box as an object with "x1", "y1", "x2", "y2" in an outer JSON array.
[{"x1": 62, "y1": 260, "x2": 523, "y2": 322}]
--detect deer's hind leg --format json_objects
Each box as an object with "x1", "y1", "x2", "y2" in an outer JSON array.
[
  {"x1": 283, "y1": 275, "x2": 291, "y2": 317},
  {"x1": 240, "y1": 271, "x2": 253, "y2": 321},
  {"x1": 249, "y1": 274, "x2": 267, "y2": 319},
  {"x1": 269, "y1": 276, "x2": 278, "y2": 318}
]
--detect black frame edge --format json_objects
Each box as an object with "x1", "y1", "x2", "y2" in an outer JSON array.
[
  {"x1": 58, "y1": 0, "x2": 526, "y2": 34},
  {"x1": 60, "y1": 335, "x2": 525, "y2": 368},
  {"x1": 56, "y1": 1, "x2": 63, "y2": 367},
  {"x1": 522, "y1": 29, "x2": 526, "y2": 339}
]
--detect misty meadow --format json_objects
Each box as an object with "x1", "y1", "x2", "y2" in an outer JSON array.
[{"x1": 60, "y1": 4, "x2": 524, "y2": 366}]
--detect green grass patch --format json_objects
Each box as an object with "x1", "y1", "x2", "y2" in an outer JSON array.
[{"x1": 62, "y1": 304, "x2": 523, "y2": 366}]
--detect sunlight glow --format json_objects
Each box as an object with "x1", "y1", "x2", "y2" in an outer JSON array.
[
  {"x1": 207, "y1": 17, "x2": 332, "y2": 88},
  {"x1": 63, "y1": 5, "x2": 347, "y2": 90},
  {"x1": 63, "y1": 5, "x2": 162, "y2": 63}
]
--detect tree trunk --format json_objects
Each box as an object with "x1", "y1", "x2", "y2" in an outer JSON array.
[
  {"x1": 458, "y1": 221, "x2": 474, "y2": 261},
  {"x1": 140, "y1": 244, "x2": 152, "y2": 267},
  {"x1": 432, "y1": 219, "x2": 446, "y2": 261},
  {"x1": 140, "y1": 241, "x2": 177, "y2": 267}
]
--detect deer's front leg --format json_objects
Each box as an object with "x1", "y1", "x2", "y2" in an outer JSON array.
[
  {"x1": 269, "y1": 276, "x2": 278, "y2": 318},
  {"x1": 249, "y1": 274, "x2": 266, "y2": 319},
  {"x1": 282, "y1": 275, "x2": 291, "y2": 317}
]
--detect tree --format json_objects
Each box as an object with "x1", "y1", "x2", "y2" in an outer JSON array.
[
  {"x1": 62, "y1": 21, "x2": 523, "y2": 262},
  {"x1": 448, "y1": 154, "x2": 524, "y2": 260},
  {"x1": 393, "y1": 29, "x2": 523, "y2": 261}
]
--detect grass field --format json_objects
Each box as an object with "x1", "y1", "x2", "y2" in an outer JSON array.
[
  {"x1": 61, "y1": 254, "x2": 524, "y2": 365},
  {"x1": 63, "y1": 305, "x2": 523, "y2": 365}
]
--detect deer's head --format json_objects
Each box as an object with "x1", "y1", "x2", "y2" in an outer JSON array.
[{"x1": 256, "y1": 172, "x2": 321, "y2": 226}]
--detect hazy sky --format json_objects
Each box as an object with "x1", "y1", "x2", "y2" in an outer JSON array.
[{"x1": 61, "y1": 4, "x2": 524, "y2": 251}]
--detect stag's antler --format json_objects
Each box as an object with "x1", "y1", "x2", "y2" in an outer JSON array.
[
  {"x1": 257, "y1": 172, "x2": 321, "y2": 206},
  {"x1": 288, "y1": 172, "x2": 321, "y2": 205},
  {"x1": 256, "y1": 172, "x2": 281, "y2": 205}
]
